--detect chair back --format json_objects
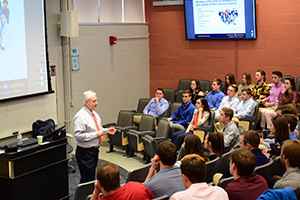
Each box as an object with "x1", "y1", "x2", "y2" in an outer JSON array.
[
  {"x1": 217, "y1": 149, "x2": 232, "y2": 174},
  {"x1": 218, "y1": 176, "x2": 234, "y2": 189},
  {"x1": 162, "y1": 88, "x2": 176, "y2": 102},
  {"x1": 136, "y1": 98, "x2": 150, "y2": 113},
  {"x1": 224, "y1": 134, "x2": 240, "y2": 153},
  {"x1": 199, "y1": 80, "x2": 211, "y2": 92},
  {"x1": 155, "y1": 119, "x2": 170, "y2": 138},
  {"x1": 178, "y1": 79, "x2": 192, "y2": 91},
  {"x1": 126, "y1": 163, "x2": 152, "y2": 183},
  {"x1": 208, "y1": 111, "x2": 215, "y2": 133},
  {"x1": 250, "y1": 101, "x2": 260, "y2": 130},
  {"x1": 205, "y1": 157, "x2": 221, "y2": 183},
  {"x1": 253, "y1": 160, "x2": 274, "y2": 181},
  {"x1": 296, "y1": 77, "x2": 300, "y2": 91},
  {"x1": 117, "y1": 110, "x2": 133, "y2": 127},
  {"x1": 271, "y1": 156, "x2": 286, "y2": 177},
  {"x1": 177, "y1": 146, "x2": 185, "y2": 161},
  {"x1": 175, "y1": 90, "x2": 184, "y2": 103},
  {"x1": 282, "y1": 75, "x2": 295, "y2": 83},
  {"x1": 142, "y1": 135, "x2": 158, "y2": 158},
  {"x1": 139, "y1": 114, "x2": 155, "y2": 132},
  {"x1": 153, "y1": 195, "x2": 169, "y2": 200},
  {"x1": 74, "y1": 180, "x2": 95, "y2": 200},
  {"x1": 169, "y1": 102, "x2": 181, "y2": 116}
]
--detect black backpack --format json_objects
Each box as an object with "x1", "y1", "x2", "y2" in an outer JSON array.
[{"x1": 32, "y1": 119, "x2": 55, "y2": 138}]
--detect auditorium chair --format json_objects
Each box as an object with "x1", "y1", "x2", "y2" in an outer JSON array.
[
  {"x1": 126, "y1": 163, "x2": 151, "y2": 183},
  {"x1": 205, "y1": 157, "x2": 221, "y2": 183},
  {"x1": 198, "y1": 79, "x2": 211, "y2": 92},
  {"x1": 239, "y1": 101, "x2": 260, "y2": 131},
  {"x1": 162, "y1": 88, "x2": 176, "y2": 102},
  {"x1": 177, "y1": 78, "x2": 192, "y2": 91},
  {"x1": 253, "y1": 160, "x2": 274, "y2": 181}
]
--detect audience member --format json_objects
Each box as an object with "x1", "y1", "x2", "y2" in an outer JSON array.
[
  {"x1": 90, "y1": 162, "x2": 154, "y2": 200},
  {"x1": 189, "y1": 79, "x2": 205, "y2": 105},
  {"x1": 260, "y1": 77, "x2": 298, "y2": 131},
  {"x1": 143, "y1": 88, "x2": 169, "y2": 117},
  {"x1": 283, "y1": 114, "x2": 298, "y2": 139},
  {"x1": 215, "y1": 84, "x2": 240, "y2": 120},
  {"x1": 170, "y1": 154, "x2": 229, "y2": 200},
  {"x1": 204, "y1": 132, "x2": 224, "y2": 160},
  {"x1": 279, "y1": 77, "x2": 299, "y2": 106},
  {"x1": 144, "y1": 141, "x2": 185, "y2": 198},
  {"x1": 259, "y1": 71, "x2": 284, "y2": 107},
  {"x1": 237, "y1": 72, "x2": 253, "y2": 96},
  {"x1": 218, "y1": 108, "x2": 239, "y2": 148},
  {"x1": 265, "y1": 115, "x2": 290, "y2": 159},
  {"x1": 167, "y1": 90, "x2": 195, "y2": 137},
  {"x1": 205, "y1": 78, "x2": 225, "y2": 110},
  {"x1": 171, "y1": 98, "x2": 210, "y2": 149},
  {"x1": 222, "y1": 73, "x2": 236, "y2": 95},
  {"x1": 240, "y1": 130, "x2": 269, "y2": 166},
  {"x1": 252, "y1": 69, "x2": 270, "y2": 100},
  {"x1": 183, "y1": 134, "x2": 209, "y2": 162},
  {"x1": 273, "y1": 139, "x2": 300, "y2": 190},
  {"x1": 234, "y1": 88, "x2": 257, "y2": 119},
  {"x1": 225, "y1": 149, "x2": 269, "y2": 200}
]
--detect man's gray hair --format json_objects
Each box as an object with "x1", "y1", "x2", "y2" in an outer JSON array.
[{"x1": 83, "y1": 90, "x2": 96, "y2": 104}]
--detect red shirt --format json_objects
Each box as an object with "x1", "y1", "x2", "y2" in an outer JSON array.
[{"x1": 100, "y1": 182, "x2": 155, "y2": 200}]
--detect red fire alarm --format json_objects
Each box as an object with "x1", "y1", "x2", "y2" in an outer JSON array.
[{"x1": 109, "y1": 36, "x2": 117, "y2": 45}]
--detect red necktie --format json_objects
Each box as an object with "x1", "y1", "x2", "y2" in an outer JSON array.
[{"x1": 92, "y1": 113, "x2": 103, "y2": 145}]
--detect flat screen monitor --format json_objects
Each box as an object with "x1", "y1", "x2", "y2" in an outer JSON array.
[
  {"x1": 184, "y1": 0, "x2": 257, "y2": 40},
  {"x1": 0, "y1": 0, "x2": 52, "y2": 101}
]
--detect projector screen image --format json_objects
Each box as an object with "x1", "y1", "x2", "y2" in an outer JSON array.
[
  {"x1": 0, "y1": 0, "x2": 51, "y2": 101},
  {"x1": 184, "y1": 0, "x2": 257, "y2": 39}
]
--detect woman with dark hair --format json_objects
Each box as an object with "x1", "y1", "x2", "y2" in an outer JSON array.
[
  {"x1": 184, "y1": 134, "x2": 209, "y2": 162},
  {"x1": 204, "y1": 132, "x2": 224, "y2": 160},
  {"x1": 171, "y1": 98, "x2": 211, "y2": 150},
  {"x1": 237, "y1": 72, "x2": 253, "y2": 96},
  {"x1": 223, "y1": 73, "x2": 236, "y2": 95},
  {"x1": 189, "y1": 79, "x2": 205, "y2": 105},
  {"x1": 279, "y1": 78, "x2": 299, "y2": 106},
  {"x1": 266, "y1": 115, "x2": 290, "y2": 159}
]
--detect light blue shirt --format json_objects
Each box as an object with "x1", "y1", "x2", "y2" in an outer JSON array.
[
  {"x1": 215, "y1": 95, "x2": 240, "y2": 116},
  {"x1": 143, "y1": 97, "x2": 169, "y2": 117},
  {"x1": 73, "y1": 106, "x2": 107, "y2": 148},
  {"x1": 235, "y1": 98, "x2": 257, "y2": 118}
]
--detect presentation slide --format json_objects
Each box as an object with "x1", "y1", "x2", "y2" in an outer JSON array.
[
  {"x1": 0, "y1": 0, "x2": 50, "y2": 100},
  {"x1": 193, "y1": 0, "x2": 245, "y2": 34}
]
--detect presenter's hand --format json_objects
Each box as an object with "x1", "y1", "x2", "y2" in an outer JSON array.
[
  {"x1": 97, "y1": 131, "x2": 105, "y2": 138},
  {"x1": 107, "y1": 127, "x2": 116, "y2": 135}
]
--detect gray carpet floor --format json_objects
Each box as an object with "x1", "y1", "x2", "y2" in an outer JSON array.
[{"x1": 68, "y1": 159, "x2": 127, "y2": 200}]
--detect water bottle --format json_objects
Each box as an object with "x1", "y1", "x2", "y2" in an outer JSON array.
[
  {"x1": 275, "y1": 97, "x2": 279, "y2": 107},
  {"x1": 17, "y1": 132, "x2": 22, "y2": 145}
]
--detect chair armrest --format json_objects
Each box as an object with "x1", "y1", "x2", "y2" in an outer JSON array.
[
  {"x1": 103, "y1": 123, "x2": 116, "y2": 128},
  {"x1": 128, "y1": 129, "x2": 140, "y2": 135},
  {"x1": 137, "y1": 131, "x2": 155, "y2": 137},
  {"x1": 266, "y1": 134, "x2": 275, "y2": 139},
  {"x1": 154, "y1": 137, "x2": 169, "y2": 144},
  {"x1": 123, "y1": 126, "x2": 137, "y2": 132},
  {"x1": 239, "y1": 116, "x2": 254, "y2": 122},
  {"x1": 194, "y1": 125, "x2": 210, "y2": 132}
]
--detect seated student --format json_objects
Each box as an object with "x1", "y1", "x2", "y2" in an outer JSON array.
[
  {"x1": 259, "y1": 71, "x2": 284, "y2": 108},
  {"x1": 237, "y1": 72, "x2": 253, "y2": 97},
  {"x1": 222, "y1": 73, "x2": 236, "y2": 95},
  {"x1": 252, "y1": 69, "x2": 270, "y2": 101},
  {"x1": 225, "y1": 149, "x2": 269, "y2": 200},
  {"x1": 170, "y1": 154, "x2": 229, "y2": 200},
  {"x1": 273, "y1": 139, "x2": 300, "y2": 190},
  {"x1": 283, "y1": 114, "x2": 298, "y2": 140},
  {"x1": 167, "y1": 90, "x2": 195, "y2": 136},
  {"x1": 204, "y1": 132, "x2": 224, "y2": 161},
  {"x1": 189, "y1": 79, "x2": 205, "y2": 105},
  {"x1": 144, "y1": 141, "x2": 186, "y2": 198},
  {"x1": 260, "y1": 77, "x2": 299, "y2": 131},
  {"x1": 215, "y1": 84, "x2": 240, "y2": 121},
  {"x1": 143, "y1": 88, "x2": 169, "y2": 117},
  {"x1": 262, "y1": 115, "x2": 290, "y2": 159},
  {"x1": 90, "y1": 162, "x2": 154, "y2": 200},
  {"x1": 171, "y1": 98, "x2": 210, "y2": 149},
  {"x1": 233, "y1": 88, "x2": 257, "y2": 119},
  {"x1": 177, "y1": 134, "x2": 210, "y2": 164},
  {"x1": 205, "y1": 78, "x2": 225, "y2": 110},
  {"x1": 216, "y1": 108, "x2": 239, "y2": 148},
  {"x1": 240, "y1": 131, "x2": 269, "y2": 166}
]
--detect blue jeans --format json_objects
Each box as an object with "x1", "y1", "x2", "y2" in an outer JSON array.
[{"x1": 171, "y1": 129, "x2": 193, "y2": 150}]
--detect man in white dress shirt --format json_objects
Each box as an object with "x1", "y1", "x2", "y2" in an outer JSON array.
[{"x1": 73, "y1": 90, "x2": 116, "y2": 183}]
